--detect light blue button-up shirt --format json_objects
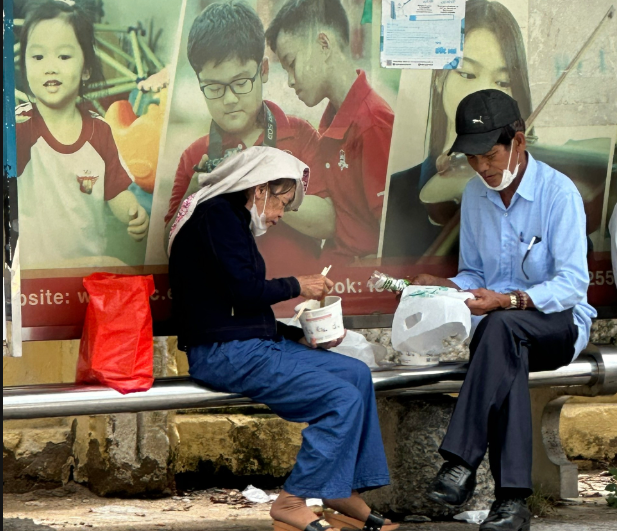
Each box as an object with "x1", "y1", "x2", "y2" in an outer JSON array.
[{"x1": 450, "y1": 153, "x2": 596, "y2": 359}]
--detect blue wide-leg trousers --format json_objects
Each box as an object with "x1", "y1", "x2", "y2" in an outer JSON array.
[{"x1": 188, "y1": 337, "x2": 390, "y2": 499}]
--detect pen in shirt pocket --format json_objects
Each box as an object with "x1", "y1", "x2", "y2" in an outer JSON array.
[
  {"x1": 527, "y1": 235, "x2": 542, "y2": 250},
  {"x1": 520, "y1": 233, "x2": 543, "y2": 248},
  {"x1": 521, "y1": 235, "x2": 542, "y2": 279}
]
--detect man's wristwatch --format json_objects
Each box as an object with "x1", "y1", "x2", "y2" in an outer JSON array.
[{"x1": 505, "y1": 292, "x2": 518, "y2": 310}]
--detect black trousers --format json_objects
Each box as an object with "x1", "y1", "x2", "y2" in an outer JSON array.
[{"x1": 439, "y1": 309, "x2": 577, "y2": 497}]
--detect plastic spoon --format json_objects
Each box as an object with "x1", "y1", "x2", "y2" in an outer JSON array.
[
  {"x1": 319, "y1": 265, "x2": 332, "y2": 308},
  {"x1": 293, "y1": 266, "x2": 332, "y2": 321}
]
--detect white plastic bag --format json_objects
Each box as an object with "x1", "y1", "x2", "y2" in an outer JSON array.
[
  {"x1": 392, "y1": 286, "x2": 473, "y2": 358},
  {"x1": 242, "y1": 485, "x2": 277, "y2": 503},
  {"x1": 453, "y1": 510, "x2": 490, "y2": 524},
  {"x1": 278, "y1": 320, "x2": 384, "y2": 368},
  {"x1": 330, "y1": 330, "x2": 385, "y2": 368}
]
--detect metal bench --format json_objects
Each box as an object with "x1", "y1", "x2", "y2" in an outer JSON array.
[{"x1": 4, "y1": 343, "x2": 616, "y2": 500}]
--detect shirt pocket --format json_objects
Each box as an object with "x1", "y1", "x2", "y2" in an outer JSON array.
[{"x1": 517, "y1": 240, "x2": 549, "y2": 284}]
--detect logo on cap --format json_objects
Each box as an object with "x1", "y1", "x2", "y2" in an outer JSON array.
[{"x1": 472, "y1": 116, "x2": 484, "y2": 124}]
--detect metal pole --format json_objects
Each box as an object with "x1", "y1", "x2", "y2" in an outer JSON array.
[
  {"x1": 128, "y1": 29, "x2": 146, "y2": 80},
  {"x1": 3, "y1": 379, "x2": 252, "y2": 420},
  {"x1": 6, "y1": 351, "x2": 614, "y2": 421},
  {"x1": 96, "y1": 49, "x2": 138, "y2": 81},
  {"x1": 132, "y1": 90, "x2": 144, "y2": 115},
  {"x1": 137, "y1": 33, "x2": 165, "y2": 71},
  {"x1": 95, "y1": 36, "x2": 136, "y2": 66},
  {"x1": 88, "y1": 98, "x2": 107, "y2": 116},
  {"x1": 87, "y1": 76, "x2": 133, "y2": 91},
  {"x1": 84, "y1": 82, "x2": 137, "y2": 101}
]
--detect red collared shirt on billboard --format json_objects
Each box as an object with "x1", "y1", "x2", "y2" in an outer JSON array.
[
  {"x1": 316, "y1": 70, "x2": 394, "y2": 262},
  {"x1": 165, "y1": 100, "x2": 323, "y2": 275}
]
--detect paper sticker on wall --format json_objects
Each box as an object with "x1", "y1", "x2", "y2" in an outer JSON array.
[{"x1": 380, "y1": 0, "x2": 466, "y2": 69}]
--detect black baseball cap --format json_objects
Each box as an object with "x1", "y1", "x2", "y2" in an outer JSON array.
[{"x1": 448, "y1": 89, "x2": 522, "y2": 155}]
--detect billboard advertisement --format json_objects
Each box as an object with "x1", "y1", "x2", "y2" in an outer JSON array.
[{"x1": 4, "y1": 0, "x2": 616, "y2": 343}]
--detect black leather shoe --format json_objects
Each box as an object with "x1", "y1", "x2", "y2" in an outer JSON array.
[
  {"x1": 480, "y1": 498, "x2": 531, "y2": 531},
  {"x1": 425, "y1": 461, "x2": 477, "y2": 507}
]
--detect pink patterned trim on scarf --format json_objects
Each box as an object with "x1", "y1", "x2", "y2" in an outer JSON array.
[{"x1": 169, "y1": 193, "x2": 196, "y2": 244}]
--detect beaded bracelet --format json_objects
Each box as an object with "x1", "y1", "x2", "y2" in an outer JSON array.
[{"x1": 515, "y1": 290, "x2": 528, "y2": 310}]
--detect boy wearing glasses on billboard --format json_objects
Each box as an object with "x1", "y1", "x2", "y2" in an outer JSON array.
[{"x1": 165, "y1": 0, "x2": 322, "y2": 274}]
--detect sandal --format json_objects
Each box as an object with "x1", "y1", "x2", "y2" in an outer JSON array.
[
  {"x1": 323, "y1": 510, "x2": 399, "y2": 531},
  {"x1": 273, "y1": 518, "x2": 338, "y2": 531}
]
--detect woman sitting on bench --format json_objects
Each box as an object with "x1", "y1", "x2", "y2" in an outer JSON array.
[{"x1": 167, "y1": 146, "x2": 397, "y2": 531}]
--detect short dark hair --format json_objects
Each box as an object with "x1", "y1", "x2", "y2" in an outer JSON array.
[
  {"x1": 269, "y1": 178, "x2": 296, "y2": 197},
  {"x1": 266, "y1": 0, "x2": 350, "y2": 53},
  {"x1": 244, "y1": 178, "x2": 296, "y2": 204},
  {"x1": 19, "y1": 0, "x2": 103, "y2": 96},
  {"x1": 495, "y1": 119, "x2": 526, "y2": 148},
  {"x1": 187, "y1": 0, "x2": 265, "y2": 74}
]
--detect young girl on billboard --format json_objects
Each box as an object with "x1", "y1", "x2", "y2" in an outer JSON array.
[{"x1": 15, "y1": 0, "x2": 149, "y2": 269}]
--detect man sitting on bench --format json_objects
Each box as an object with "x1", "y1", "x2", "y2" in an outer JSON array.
[{"x1": 410, "y1": 89, "x2": 596, "y2": 531}]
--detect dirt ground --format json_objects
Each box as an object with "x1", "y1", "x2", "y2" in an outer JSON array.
[{"x1": 4, "y1": 470, "x2": 617, "y2": 531}]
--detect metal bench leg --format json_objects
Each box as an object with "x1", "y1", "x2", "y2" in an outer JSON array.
[{"x1": 530, "y1": 389, "x2": 578, "y2": 499}]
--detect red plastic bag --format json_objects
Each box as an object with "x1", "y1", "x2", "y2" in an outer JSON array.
[{"x1": 76, "y1": 273, "x2": 156, "y2": 394}]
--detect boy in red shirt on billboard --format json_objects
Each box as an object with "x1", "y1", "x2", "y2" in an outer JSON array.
[
  {"x1": 165, "y1": 0, "x2": 322, "y2": 275},
  {"x1": 266, "y1": 0, "x2": 395, "y2": 265}
]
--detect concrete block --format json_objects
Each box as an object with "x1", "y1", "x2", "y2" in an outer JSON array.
[
  {"x1": 3, "y1": 419, "x2": 76, "y2": 493},
  {"x1": 361, "y1": 396, "x2": 494, "y2": 518},
  {"x1": 561, "y1": 402, "x2": 617, "y2": 462},
  {"x1": 174, "y1": 414, "x2": 303, "y2": 479},
  {"x1": 70, "y1": 339, "x2": 178, "y2": 496}
]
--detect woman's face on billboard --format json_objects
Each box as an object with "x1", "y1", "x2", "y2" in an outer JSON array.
[{"x1": 442, "y1": 28, "x2": 513, "y2": 129}]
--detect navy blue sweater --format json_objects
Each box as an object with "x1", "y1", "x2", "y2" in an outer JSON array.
[{"x1": 169, "y1": 192, "x2": 303, "y2": 351}]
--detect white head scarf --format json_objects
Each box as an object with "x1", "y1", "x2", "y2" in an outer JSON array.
[{"x1": 168, "y1": 146, "x2": 309, "y2": 254}]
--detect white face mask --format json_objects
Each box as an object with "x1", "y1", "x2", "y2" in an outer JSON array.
[
  {"x1": 478, "y1": 142, "x2": 520, "y2": 191},
  {"x1": 249, "y1": 188, "x2": 268, "y2": 237}
]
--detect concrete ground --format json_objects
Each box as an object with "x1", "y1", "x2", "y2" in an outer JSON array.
[{"x1": 4, "y1": 471, "x2": 617, "y2": 531}]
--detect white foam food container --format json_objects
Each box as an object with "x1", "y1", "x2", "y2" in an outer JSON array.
[{"x1": 294, "y1": 296, "x2": 344, "y2": 344}]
